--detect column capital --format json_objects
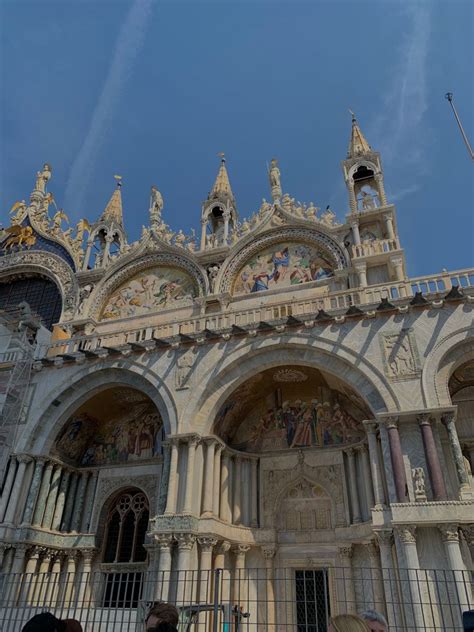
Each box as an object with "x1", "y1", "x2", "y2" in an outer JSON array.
[
  {"x1": 261, "y1": 545, "x2": 276, "y2": 559},
  {"x1": 154, "y1": 533, "x2": 174, "y2": 548},
  {"x1": 350, "y1": 218, "x2": 360, "y2": 228},
  {"x1": 382, "y1": 211, "x2": 393, "y2": 221},
  {"x1": 363, "y1": 420, "x2": 378, "y2": 434},
  {"x1": 232, "y1": 544, "x2": 251, "y2": 555},
  {"x1": 81, "y1": 548, "x2": 96, "y2": 563},
  {"x1": 345, "y1": 447, "x2": 356, "y2": 457},
  {"x1": 385, "y1": 416, "x2": 400, "y2": 429},
  {"x1": 438, "y1": 523, "x2": 459, "y2": 543},
  {"x1": 354, "y1": 261, "x2": 367, "y2": 273},
  {"x1": 66, "y1": 549, "x2": 81, "y2": 562},
  {"x1": 216, "y1": 540, "x2": 231, "y2": 555},
  {"x1": 363, "y1": 541, "x2": 379, "y2": 559},
  {"x1": 338, "y1": 545, "x2": 353, "y2": 559},
  {"x1": 16, "y1": 454, "x2": 32, "y2": 465},
  {"x1": 441, "y1": 412, "x2": 456, "y2": 427},
  {"x1": 395, "y1": 525, "x2": 417, "y2": 544},
  {"x1": 375, "y1": 530, "x2": 393, "y2": 546},
  {"x1": 187, "y1": 434, "x2": 201, "y2": 448},
  {"x1": 34, "y1": 456, "x2": 49, "y2": 465},
  {"x1": 417, "y1": 413, "x2": 432, "y2": 426},
  {"x1": 197, "y1": 537, "x2": 218, "y2": 552},
  {"x1": 175, "y1": 533, "x2": 196, "y2": 550}
]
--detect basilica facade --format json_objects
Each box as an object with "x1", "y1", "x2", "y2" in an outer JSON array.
[{"x1": 0, "y1": 117, "x2": 473, "y2": 631}]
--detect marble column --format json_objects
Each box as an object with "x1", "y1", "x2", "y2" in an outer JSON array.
[
  {"x1": 395, "y1": 525, "x2": 426, "y2": 630},
  {"x1": 32, "y1": 461, "x2": 54, "y2": 527},
  {"x1": 262, "y1": 546, "x2": 276, "y2": 631},
  {"x1": 175, "y1": 534, "x2": 196, "y2": 604},
  {"x1": 61, "y1": 472, "x2": 78, "y2": 532},
  {"x1": 165, "y1": 440, "x2": 179, "y2": 515},
  {"x1": 347, "y1": 183, "x2": 357, "y2": 213},
  {"x1": 359, "y1": 445, "x2": 375, "y2": 511},
  {"x1": 34, "y1": 550, "x2": 53, "y2": 605},
  {"x1": 83, "y1": 240, "x2": 93, "y2": 270},
  {"x1": 214, "y1": 540, "x2": 231, "y2": 614},
  {"x1": 183, "y1": 437, "x2": 199, "y2": 514},
  {"x1": 45, "y1": 555, "x2": 62, "y2": 606},
  {"x1": 417, "y1": 415, "x2": 448, "y2": 500},
  {"x1": 233, "y1": 456, "x2": 242, "y2": 525},
  {"x1": 351, "y1": 221, "x2": 361, "y2": 246},
  {"x1": 155, "y1": 535, "x2": 173, "y2": 602},
  {"x1": 71, "y1": 472, "x2": 89, "y2": 532},
  {"x1": 4, "y1": 455, "x2": 31, "y2": 525},
  {"x1": 80, "y1": 470, "x2": 99, "y2": 532},
  {"x1": 212, "y1": 444, "x2": 223, "y2": 517},
  {"x1": 346, "y1": 449, "x2": 361, "y2": 523},
  {"x1": 438, "y1": 523, "x2": 472, "y2": 612},
  {"x1": 220, "y1": 452, "x2": 232, "y2": 522},
  {"x1": 232, "y1": 545, "x2": 250, "y2": 609},
  {"x1": 374, "y1": 173, "x2": 388, "y2": 206},
  {"x1": 363, "y1": 421, "x2": 386, "y2": 507},
  {"x1": 200, "y1": 219, "x2": 207, "y2": 251},
  {"x1": 391, "y1": 256, "x2": 404, "y2": 281},
  {"x1": 42, "y1": 464, "x2": 62, "y2": 529},
  {"x1": 202, "y1": 440, "x2": 216, "y2": 516},
  {"x1": 63, "y1": 551, "x2": 78, "y2": 606},
  {"x1": 51, "y1": 469, "x2": 71, "y2": 531},
  {"x1": 0, "y1": 455, "x2": 17, "y2": 522},
  {"x1": 198, "y1": 537, "x2": 217, "y2": 602},
  {"x1": 442, "y1": 413, "x2": 471, "y2": 496},
  {"x1": 76, "y1": 549, "x2": 95, "y2": 606},
  {"x1": 355, "y1": 262, "x2": 368, "y2": 288},
  {"x1": 23, "y1": 549, "x2": 40, "y2": 604},
  {"x1": 385, "y1": 417, "x2": 408, "y2": 502},
  {"x1": 384, "y1": 213, "x2": 395, "y2": 240},
  {"x1": 375, "y1": 530, "x2": 399, "y2": 631},
  {"x1": 338, "y1": 546, "x2": 356, "y2": 613},
  {"x1": 250, "y1": 458, "x2": 258, "y2": 527},
  {"x1": 365, "y1": 542, "x2": 385, "y2": 614},
  {"x1": 8, "y1": 544, "x2": 27, "y2": 604},
  {"x1": 157, "y1": 442, "x2": 171, "y2": 515},
  {"x1": 22, "y1": 458, "x2": 46, "y2": 526},
  {"x1": 465, "y1": 441, "x2": 474, "y2": 473}
]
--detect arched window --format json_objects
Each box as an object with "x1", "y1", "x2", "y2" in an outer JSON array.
[
  {"x1": 0, "y1": 275, "x2": 62, "y2": 330},
  {"x1": 102, "y1": 490, "x2": 149, "y2": 608}
]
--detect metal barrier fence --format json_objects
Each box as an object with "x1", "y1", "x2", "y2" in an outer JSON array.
[{"x1": 0, "y1": 566, "x2": 472, "y2": 631}]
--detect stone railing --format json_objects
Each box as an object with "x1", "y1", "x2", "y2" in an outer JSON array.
[
  {"x1": 44, "y1": 267, "x2": 474, "y2": 359},
  {"x1": 351, "y1": 238, "x2": 400, "y2": 258}
]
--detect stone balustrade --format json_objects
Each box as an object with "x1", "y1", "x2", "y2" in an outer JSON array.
[
  {"x1": 41, "y1": 267, "x2": 474, "y2": 361},
  {"x1": 351, "y1": 237, "x2": 400, "y2": 258}
]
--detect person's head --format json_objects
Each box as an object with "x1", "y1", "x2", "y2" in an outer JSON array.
[
  {"x1": 360, "y1": 610, "x2": 388, "y2": 632},
  {"x1": 63, "y1": 620, "x2": 83, "y2": 632},
  {"x1": 328, "y1": 614, "x2": 370, "y2": 632},
  {"x1": 145, "y1": 602, "x2": 179, "y2": 630},
  {"x1": 22, "y1": 613, "x2": 66, "y2": 632}
]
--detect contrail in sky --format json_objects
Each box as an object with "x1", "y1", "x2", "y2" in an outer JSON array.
[
  {"x1": 64, "y1": 0, "x2": 153, "y2": 216},
  {"x1": 370, "y1": 3, "x2": 431, "y2": 200}
]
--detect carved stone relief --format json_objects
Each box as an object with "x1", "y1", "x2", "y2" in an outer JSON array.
[
  {"x1": 381, "y1": 329, "x2": 420, "y2": 380},
  {"x1": 175, "y1": 348, "x2": 198, "y2": 390}
]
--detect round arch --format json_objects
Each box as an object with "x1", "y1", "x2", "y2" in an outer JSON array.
[
  {"x1": 18, "y1": 365, "x2": 178, "y2": 454},
  {"x1": 181, "y1": 337, "x2": 397, "y2": 436},
  {"x1": 0, "y1": 251, "x2": 78, "y2": 320},
  {"x1": 422, "y1": 327, "x2": 474, "y2": 407}
]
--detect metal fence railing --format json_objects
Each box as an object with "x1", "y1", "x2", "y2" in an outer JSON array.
[{"x1": 0, "y1": 566, "x2": 472, "y2": 631}]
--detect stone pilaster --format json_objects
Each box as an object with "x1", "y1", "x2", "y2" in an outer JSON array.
[
  {"x1": 183, "y1": 436, "x2": 199, "y2": 514},
  {"x1": 233, "y1": 456, "x2": 242, "y2": 525},
  {"x1": 220, "y1": 452, "x2": 232, "y2": 522},
  {"x1": 80, "y1": 469, "x2": 99, "y2": 532},
  {"x1": 250, "y1": 458, "x2": 259, "y2": 527},
  {"x1": 363, "y1": 421, "x2": 386, "y2": 507},
  {"x1": 395, "y1": 525, "x2": 426, "y2": 630},
  {"x1": 375, "y1": 530, "x2": 399, "y2": 631},
  {"x1": 212, "y1": 444, "x2": 223, "y2": 517},
  {"x1": 262, "y1": 546, "x2": 276, "y2": 631},
  {"x1": 175, "y1": 533, "x2": 196, "y2": 603},
  {"x1": 359, "y1": 444, "x2": 375, "y2": 510},
  {"x1": 202, "y1": 439, "x2": 216, "y2": 516}
]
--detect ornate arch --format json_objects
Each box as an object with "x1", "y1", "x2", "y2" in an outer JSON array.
[
  {"x1": 422, "y1": 327, "x2": 474, "y2": 407},
  {"x1": 18, "y1": 364, "x2": 177, "y2": 454},
  {"x1": 218, "y1": 227, "x2": 348, "y2": 295},
  {"x1": 0, "y1": 250, "x2": 78, "y2": 319},
  {"x1": 182, "y1": 338, "x2": 397, "y2": 436},
  {"x1": 89, "y1": 252, "x2": 208, "y2": 320}
]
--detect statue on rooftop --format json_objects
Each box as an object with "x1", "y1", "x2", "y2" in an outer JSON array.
[
  {"x1": 35, "y1": 163, "x2": 52, "y2": 193},
  {"x1": 150, "y1": 186, "x2": 164, "y2": 226}
]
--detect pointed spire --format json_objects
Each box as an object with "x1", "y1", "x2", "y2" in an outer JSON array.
[
  {"x1": 100, "y1": 175, "x2": 124, "y2": 226},
  {"x1": 348, "y1": 111, "x2": 371, "y2": 158},
  {"x1": 209, "y1": 154, "x2": 234, "y2": 201}
]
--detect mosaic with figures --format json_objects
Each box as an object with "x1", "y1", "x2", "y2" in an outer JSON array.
[
  {"x1": 100, "y1": 266, "x2": 198, "y2": 320},
  {"x1": 55, "y1": 388, "x2": 162, "y2": 466},
  {"x1": 233, "y1": 242, "x2": 333, "y2": 295},
  {"x1": 215, "y1": 367, "x2": 367, "y2": 452}
]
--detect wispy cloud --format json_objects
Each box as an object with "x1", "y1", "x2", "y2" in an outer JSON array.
[
  {"x1": 63, "y1": 0, "x2": 153, "y2": 216},
  {"x1": 370, "y1": 3, "x2": 431, "y2": 200}
]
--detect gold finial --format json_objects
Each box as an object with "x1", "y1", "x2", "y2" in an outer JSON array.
[
  {"x1": 218, "y1": 152, "x2": 226, "y2": 163},
  {"x1": 114, "y1": 175, "x2": 123, "y2": 188}
]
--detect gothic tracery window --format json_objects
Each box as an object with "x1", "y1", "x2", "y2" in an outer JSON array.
[{"x1": 103, "y1": 491, "x2": 149, "y2": 564}]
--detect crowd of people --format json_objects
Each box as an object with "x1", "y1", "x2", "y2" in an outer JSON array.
[{"x1": 21, "y1": 604, "x2": 388, "y2": 631}]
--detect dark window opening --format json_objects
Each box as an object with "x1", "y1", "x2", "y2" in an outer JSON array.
[
  {"x1": 0, "y1": 276, "x2": 62, "y2": 330},
  {"x1": 352, "y1": 165, "x2": 374, "y2": 183},
  {"x1": 295, "y1": 569, "x2": 330, "y2": 632}
]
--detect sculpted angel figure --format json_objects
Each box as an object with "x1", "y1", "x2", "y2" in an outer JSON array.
[
  {"x1": 75, "y1": 218, "x2": 91, "y2": 242},
  {"x1": 174, "y1": 229, "x2": 186, "y2": 247},
  {"x1": 52, "y1": 210, "x2": 69, "y2": 229},
  {"x1": 9, "y1": 200, "x2": 27, "y2": 224},
  {"x1": 305, "y1": 202, "x2": 319, "y2": 220},
  {"x1": 150, "y1": 185, "x2": 164, "y2": 225},
  {"x1": 269, "y1": 158, "x2": 281, "y2": 189}
]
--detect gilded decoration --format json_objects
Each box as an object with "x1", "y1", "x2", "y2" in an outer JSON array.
[
  {"x1": 232, "y1": 241, "x2": 334, "y2": 295},
  {"x1": 100, "y1": 265, "x2": 198, "y2": 320},
  {"x1": 215, "y1": 366, "x2": 368, "y2": 452},
  {"x1": 55, "y1": 388, "x2": 163, "y2": 466}
]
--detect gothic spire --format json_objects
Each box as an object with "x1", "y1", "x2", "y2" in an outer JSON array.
[
  {"x1": 347, "y1": 111, "x2": 371, "y2": 158},
  {"x1": 100, "y1": 175, "x2": 124, "y2": 227},
  {"x1": 209, "y1": 154, "x2": 234, "y2": 202}
]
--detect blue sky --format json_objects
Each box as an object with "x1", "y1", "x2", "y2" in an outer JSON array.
[{"x1": 1, "y1": 0, "x2": 473, "y2": 276}]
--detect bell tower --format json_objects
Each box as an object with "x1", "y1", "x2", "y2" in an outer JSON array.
[
  {"x1": 200, "y1": 155, "x2": 238, "y2": 250},
  {"x1": 342, "y1": 113, "x2": 407, "y2": 288}
]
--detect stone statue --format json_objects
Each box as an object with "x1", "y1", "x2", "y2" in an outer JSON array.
[
  {"x1": 77, "y1": 284, "x2": 93, "y2": 315},
  {"x1": 9, "y1": 200, "x2": 27, "y2": 224},
  {"x1": 269, "y1": 159, "x2": 281, "y2": 189},
  {"x1": 35, "y1": 163, "x2": 52, "y2": 193},
  {"x1": 150, "y1": 186, "x2": 164, "y2": 225},
  {"x1": 412, "y1": 467, "x2": 427, "y2": 501},
  {"x1": 208, "y1": 264, "x2": 220, "y2": 293},
  {"x1": 241, "y1": 219, "x2": 251, "y2": 234},
  {"x1": 360, "y1": 189, "x2": 376, "y2": 211},
  {"x1": 306, "y1": 202, "x2": 319, "y2": 220},
  {"x1": 320, "y1": 205, "x2": 336, "y2": 226},
  {"x1": 52, "y1": 210, "x2": 69, "y2": 230},
  {"x1": 281, "y1": 193, "x2": 292, "y2": 212},
  {"x1": 75, "y1": 218, "x2": 91, "y2": 243},
  {"x1": 174, "y1": 229, "x2": 186, "y2": 247},
  {"x1": 18, "y1": 301, "x2": 41, "y2": 332}
]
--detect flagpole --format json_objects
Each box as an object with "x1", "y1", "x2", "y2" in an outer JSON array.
[{"x1": 445, "y1": 92, "x2": 474, "y2": 160}]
